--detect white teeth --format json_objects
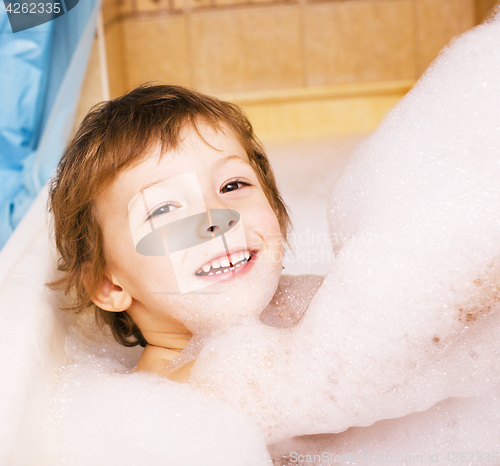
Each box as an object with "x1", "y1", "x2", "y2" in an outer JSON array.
[
  {"x1": 211, "y1": 259, "x2": 221, "y2": 269},
  {"x1": 197, "y1": 250, "x2": 253, "y2": 276},
  {"x1": 231, "y1": 252, "x2": 243, "y2": 264}
]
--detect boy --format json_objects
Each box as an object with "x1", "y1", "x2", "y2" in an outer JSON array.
[{"x1": 49, "y1": 84, "x2": 322, "y2": 382}]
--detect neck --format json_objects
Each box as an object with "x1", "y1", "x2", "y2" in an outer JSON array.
[
  {"x1": 135, "y1": 330, "x2": 194, "y2": 380},
  {"x1": 144, "y1": 331, "x2": 192, "y2": 351},
  {"x1": 127, "y1": 300, "x2": 192, "y2": 351}
]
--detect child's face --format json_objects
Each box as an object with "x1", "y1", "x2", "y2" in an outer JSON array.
[{"x1": 93, "y1": 123, "x2": 284, "y2": 335}]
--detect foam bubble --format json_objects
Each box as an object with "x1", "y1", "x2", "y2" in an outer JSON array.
[
  {"x1": 189, "y1": 10, "x2": 500, "y2": 445},
  {"x1": 45, "y1": 327, "x2": 272, "y2": 465},
  {"x1": 270, "y1": 384, "x2": 500, "y2": 463},
  {"x1": 46, "y1": 11, "x2": 500, "y2": 458}
]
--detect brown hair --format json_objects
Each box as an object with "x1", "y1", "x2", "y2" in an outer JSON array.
[{"x1": 48, "y1": 83, "x2": 290, "y2": 348}]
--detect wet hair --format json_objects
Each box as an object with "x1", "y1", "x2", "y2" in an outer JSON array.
[{"x1": 48, "y1": 83, "x2": 290, "y2": 348}]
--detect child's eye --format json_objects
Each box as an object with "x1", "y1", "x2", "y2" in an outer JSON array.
[
  {"x1": 221, "y1": 179, "x2": 251, "y2": 193},
  {"x1": 146, "y1": 203, "x2": 178, "y2": 220}
]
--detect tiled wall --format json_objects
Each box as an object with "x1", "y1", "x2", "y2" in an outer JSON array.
[
  {"x1": 101, "y1": 0, "x2": 482, "y2": 98},
  {"x1": 75, "y1": 0, "x2": 497, "y2": 140},
  {"x1": 476, "y1": 0, "x2": 499, "y2": 20}
]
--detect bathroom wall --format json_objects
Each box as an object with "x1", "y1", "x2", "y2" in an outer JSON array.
[{"x1": 75, "y1": 0, "x2": 496, "y2": 141}]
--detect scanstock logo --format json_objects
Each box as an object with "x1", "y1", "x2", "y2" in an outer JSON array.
[{"x1": 3, "y1": 0, "x2": 79, "y2": 33}]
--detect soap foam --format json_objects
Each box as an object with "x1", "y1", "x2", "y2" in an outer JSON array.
[
  {"x1": 46, "y1": 10, "x2": 500, "y2": 460},
  {"x1": 188, "y1": 10, "x2": 500, "y2": 446},
  {"x1": 45, "y1": 326, "x2": 272, "y2": 465}
]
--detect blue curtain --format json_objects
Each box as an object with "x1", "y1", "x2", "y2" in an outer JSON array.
[{"x1": 0, "y1": 0, "x2": 101, "y2": 249}]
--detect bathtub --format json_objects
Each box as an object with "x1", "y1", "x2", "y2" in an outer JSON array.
[
  {"x1": 2, "y1": 130, "x2": 500, "y2": 463},
  {"x1": 0, "y1": 134, "x2": 358, "y2": 465},
  {"x1": 0, "y1": 185, "x2": 67, "y2": 466},
  {"x1": 3, "y1": 12, "x2": 500, "y2": 462}
]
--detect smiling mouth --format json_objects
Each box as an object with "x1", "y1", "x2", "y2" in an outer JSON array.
[{"x1": 195, "y1": 250, "x2": 253, "y2": 276}]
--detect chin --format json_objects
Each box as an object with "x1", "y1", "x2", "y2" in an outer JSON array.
[{"x1": 166, "y1": 243, "x2": 283, "y2": 332}]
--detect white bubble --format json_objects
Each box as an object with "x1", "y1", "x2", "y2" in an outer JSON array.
[
  {"x1": 45, "y1": 327, "x2": 272, "y2": 465},
  {"x1": 189, "y1": 9, "x2": 500, "y2": 450},
  {"x1": 46, "y1": 10, "x2": 500, "y2": 460}
]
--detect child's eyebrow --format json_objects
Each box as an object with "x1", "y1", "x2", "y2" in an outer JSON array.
[
  {"x1": 139, "y1": 177, "x2": 173, "y2": 193},
  {"x1": 212, "y1": 154, "x2": 253, "y2": 171},
  {"x1": 128, "y1": 176, "x2": 181, "y2": 218},
  {"x1": 137, "y1": 156, "x2": 250, "y2": 194},
  {"x1": 127, "y1": 156, "x2": 250, "y2": 220}
]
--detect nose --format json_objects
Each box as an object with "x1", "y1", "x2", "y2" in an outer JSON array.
[
  {"x1": 135, "y1": 209, "x2": 241, "y2": 256},
  {"x1": 200, "y1": 209, "x2": 239, "y2": 239}
]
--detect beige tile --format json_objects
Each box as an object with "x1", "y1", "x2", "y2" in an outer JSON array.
[
  {"x1": 101, "y1": 0, "x2": 134, "y2": 25},
  {"x1": 72, "y1": 37, "x2": 105, "y2": 136},
  {"x1": 174, "y1": 0, "x2": 186, "y2": 10},
  {"x1": 191, "y1": 0, "x2": 292, "y2": 7},
  {"x1": 416, "y1": 0, "x2": 475, "y2": 74},
  {"x1": 135, "y1": 0, "x2": 184, "y2": 13},
  {"x1": 105, "y1": 21, "x2": 127, "y2": 98},
  {"x1": 304, "y1": 0, "x2": 415, "y2": 85},
  {"x1": 117, "y1": 0, "x2": 135, "y2": 16},
  {"x1": 252, "y1": 0, "x2": 293, "y2": 4},
  {"x1": 191, "y1": 7, "x2": 303, "y2": 93},
  {"x1": 122, "y1": 15, "x2": 190, "y2": 91},
  {"x1": 190, "y1": 0, "x2": 249, "y2": 7},
  {"x1": 189, "y1": 0, "x2": 213, "y2": 10},
  {"x1": 213, "y1": 0, "x2": 249, "y2": 6},
  {"x1": 241, "y1": 90, "x2": 408, "y2": 141},
  {"x1": 101, "y1": 0, "x2": 118, "y2": 25},
  {"x1": 476, "y1": 0, "x2": 499, "y2": 23}
]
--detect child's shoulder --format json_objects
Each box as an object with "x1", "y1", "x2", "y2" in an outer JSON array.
[{"x1": 260, "y1": 274, "x2": 324, "y2": 328}]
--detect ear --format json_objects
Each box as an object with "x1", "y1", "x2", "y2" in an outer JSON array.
[{"x1": 91, "y1": 275, "x2": 133, "y2": 312}]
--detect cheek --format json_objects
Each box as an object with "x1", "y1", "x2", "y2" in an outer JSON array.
[
  {"x1": 244, "y1": 206, "x2": 283, "y2": 251},
  {"x1": 106, "y1": 228, "x2": 180, "y2": 295},
  {"x1": 134, "y1": 257, "x2": 183, "y2": 296}
]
